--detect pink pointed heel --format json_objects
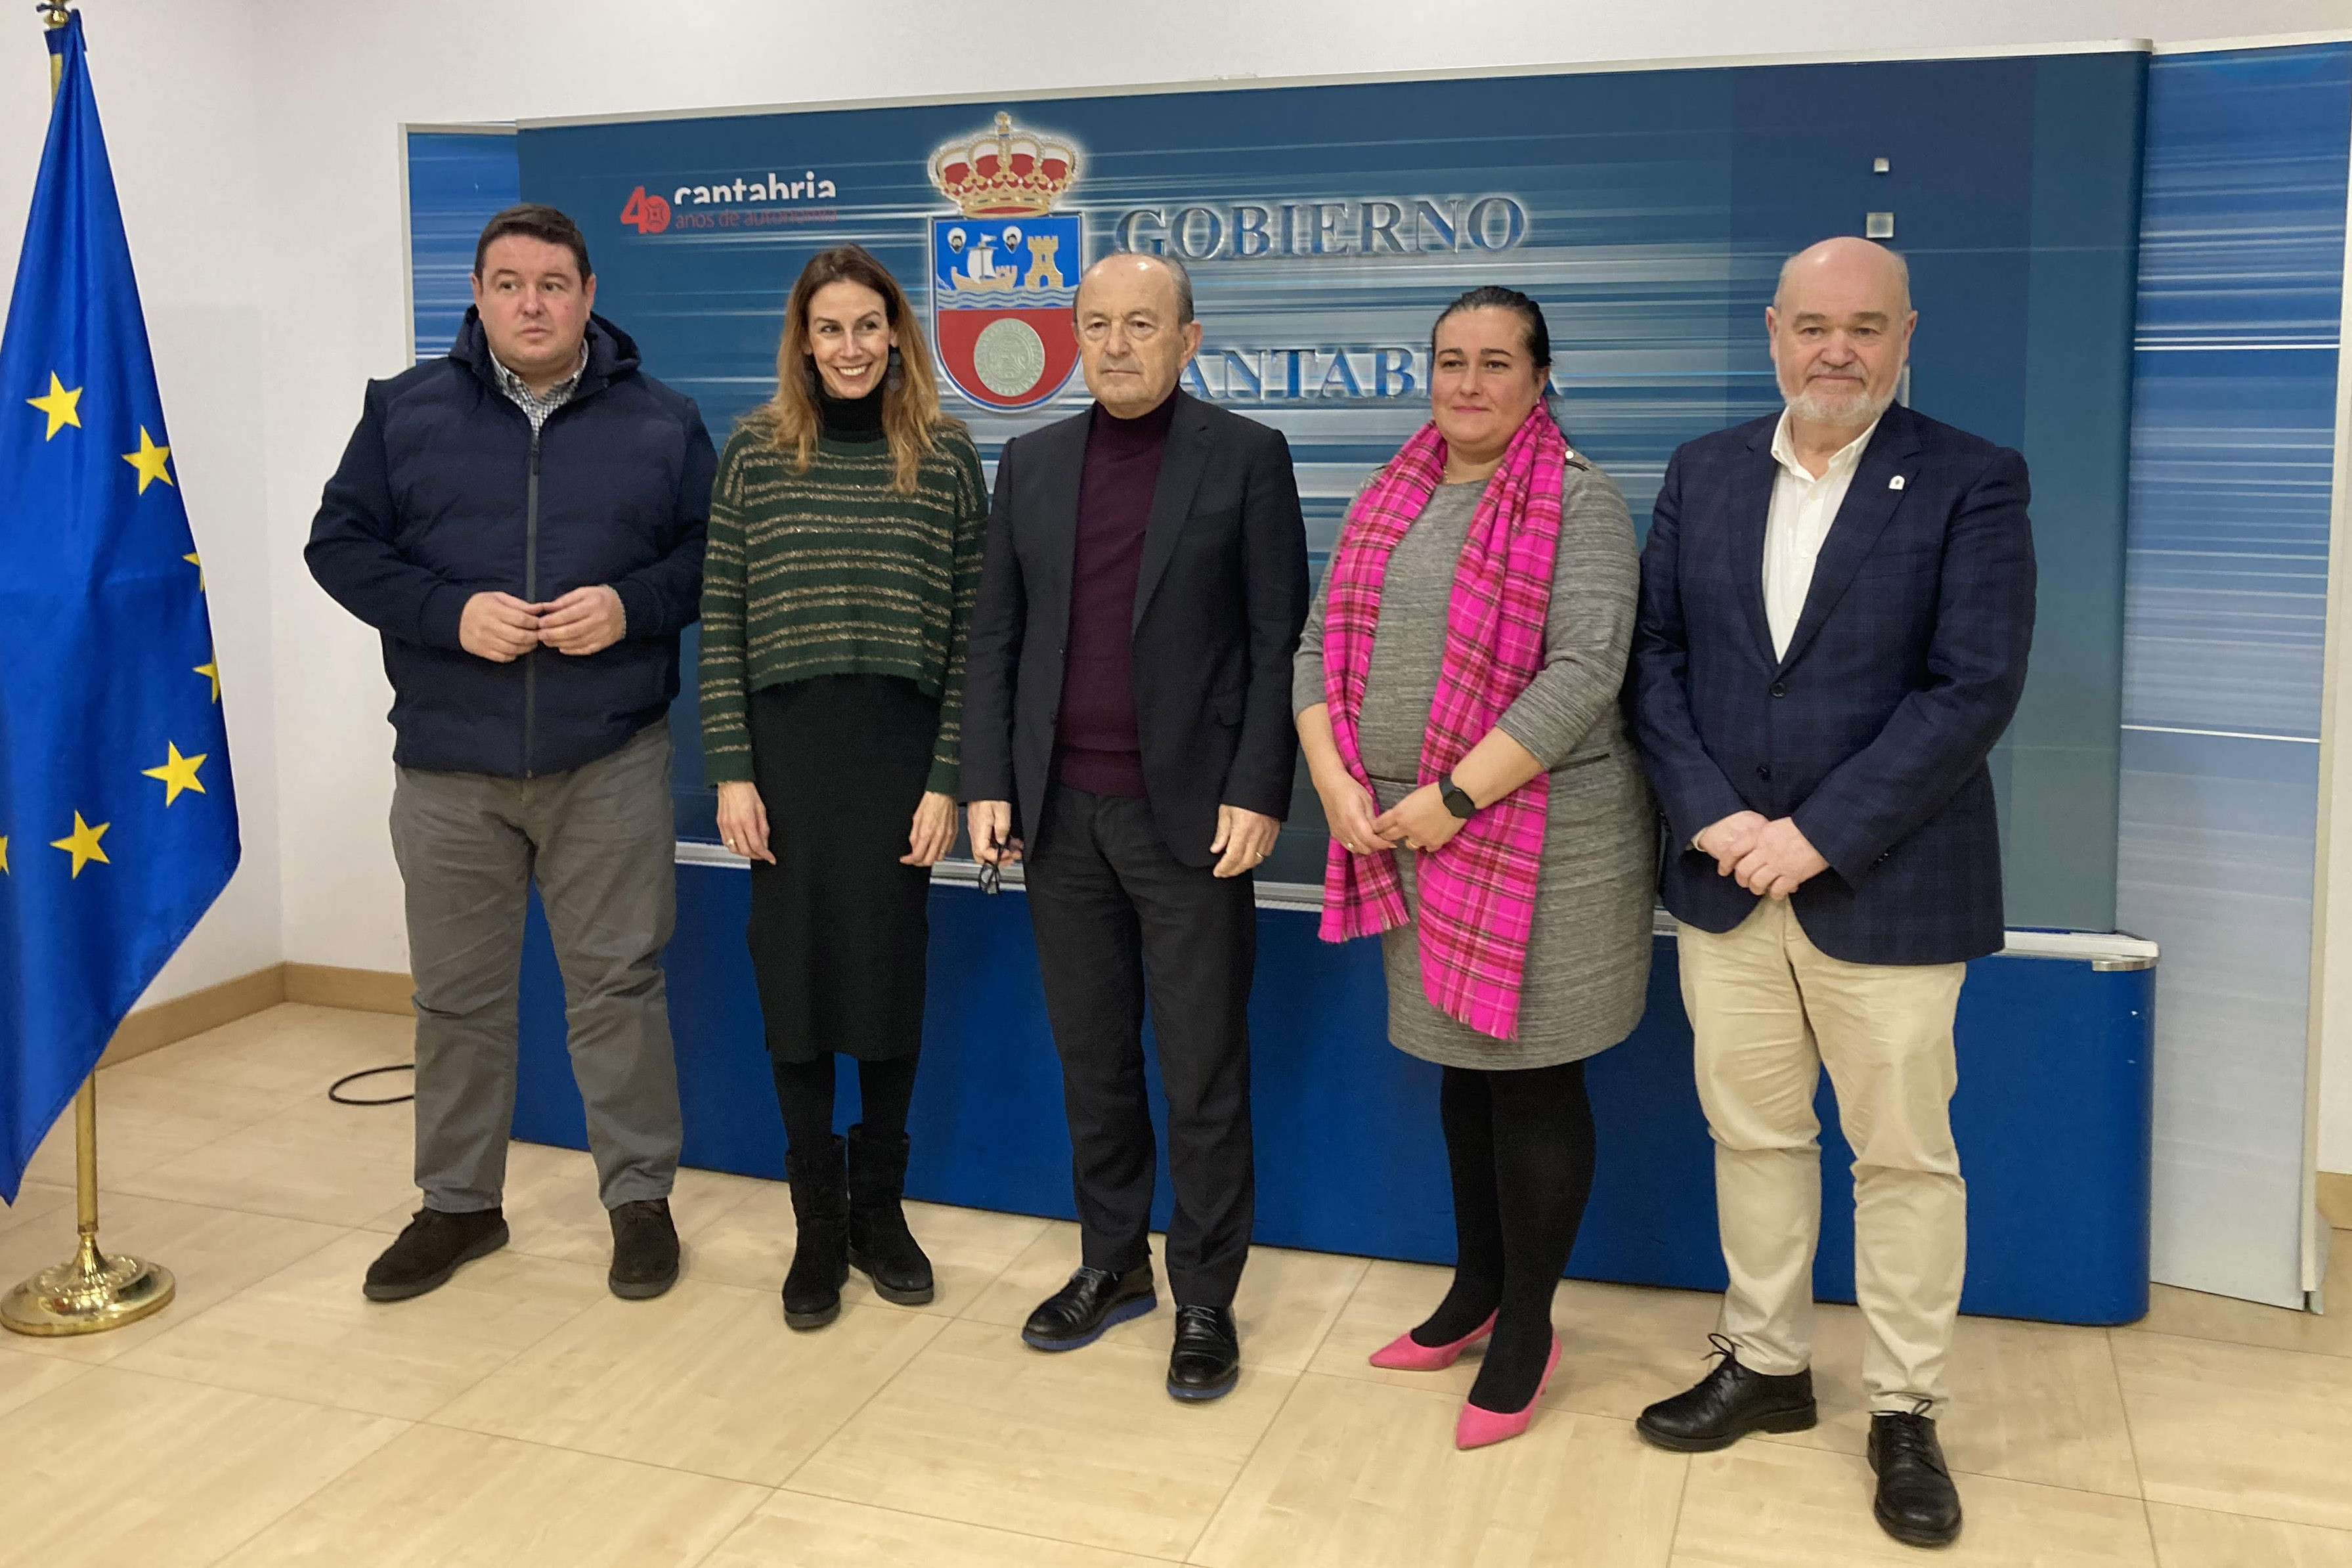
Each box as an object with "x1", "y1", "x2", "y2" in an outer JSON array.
[
  {"x1": 1368, "y1": 1310, "x2": 1497, "y2": 1371},
  {"x1": 1454, "y1": 1334, "x2": 1561, "y2": 1450}
]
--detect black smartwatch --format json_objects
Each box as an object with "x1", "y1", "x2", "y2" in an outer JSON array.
[{"x1": 1439, "y1": 773, "x2": 1478, "y2": 820}]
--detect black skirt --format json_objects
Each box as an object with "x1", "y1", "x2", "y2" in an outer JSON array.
[{"x1": 745, "y1": 674, "x2": 938, "y2": 1063}]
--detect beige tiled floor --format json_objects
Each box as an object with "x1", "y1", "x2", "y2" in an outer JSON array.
[{"x1": 0, "y1": 1003, "x2": 2346, "y2": 1567}]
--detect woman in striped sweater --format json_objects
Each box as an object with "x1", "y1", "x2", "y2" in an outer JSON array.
[{"x1": 700, "y1": 245, "x2": 988, "y2": 1330}]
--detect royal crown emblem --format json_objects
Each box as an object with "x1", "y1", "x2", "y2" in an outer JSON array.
[
  {"x1": 926, "y1": 112, "x2": 1084, "y2": 411},
  {"x1": 929, "y1": 112, "x2": 1079, "y2": 218}
]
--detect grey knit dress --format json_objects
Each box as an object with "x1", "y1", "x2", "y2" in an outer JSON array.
[{"x1": 1293, "y1": 454, "x2": 1657, "y2": 1069}]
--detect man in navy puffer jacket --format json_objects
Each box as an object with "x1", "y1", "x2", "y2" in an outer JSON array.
[{"x1": 307, "y1": 204, "x2": 713, "y2": 1307}]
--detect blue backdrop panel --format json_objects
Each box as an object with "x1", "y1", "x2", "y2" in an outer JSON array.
[
  {"x1": 510, "y1": 51, "x2": 2145, "y2": 926},
  {"x1": 2117, "y1": 43, "x2": 2349, "y2": 1308},
  {"x1": 513, "y1": 869, "x2": 2152, "y2": 1326},
  {"x1": 467, "y1": 54, "x2": 2160, "y2": 1324},
  {"x1": 403, "y1": 129, "x2": 520, "y2": 362}
]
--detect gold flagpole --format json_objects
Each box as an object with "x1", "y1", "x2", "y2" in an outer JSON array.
[
  {"x1": 2, "y1": 0, "x2": 176, "y2": 1339},
  {"x1": 38, "y1": 1, "x2": 65, "y2": 89}
]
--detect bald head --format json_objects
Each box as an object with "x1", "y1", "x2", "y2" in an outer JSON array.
[
  {"x1": 1774, "y1": 236, "x2": 1910, "y2": 316},
  {"x1": 1766, "y1": 236, "x2": 1916, "y2": 438},
  {"x1": 1078, "y1": 251, "x2": 1193, "y2": 325}
]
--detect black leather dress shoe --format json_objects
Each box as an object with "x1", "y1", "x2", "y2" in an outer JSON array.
[
  {"x1": 1869, "y1": 1409, "x2": 1963, "y2": 1548},
  {"x1": 607, "y1": 1198, "x2": 680, "y2": 1300},
  {"x1": 1635, "y1": 1334, "x2": 1818, "y2": 1452},
  {"x1": 1022, "y1": 1263, "x2": 1157, "y2": 1351},
  {"x1": 1166, "y1": 1305, "x2": 1241, "y2": 1401}
]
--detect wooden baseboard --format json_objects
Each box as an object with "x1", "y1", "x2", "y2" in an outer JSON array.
[
  {"x1": 97, "y1": 964, "x2": 287, "y2": 1068},
  {"x1": 89, "y1": 961, "x2": 416, "y2": 1072},
  {"x1": 282, "y1": 963, "x2": 414, "y2": 1016},
  {"x1": 2322, "y1": 1171, "x2": 2352, "y2": 1232}
]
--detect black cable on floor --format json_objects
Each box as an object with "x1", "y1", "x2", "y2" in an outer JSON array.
[{"x1": 329, "y1": 1064, "x2": 415, "y2": 1106}]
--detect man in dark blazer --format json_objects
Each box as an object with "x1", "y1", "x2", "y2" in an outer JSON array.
[
  {"x1": 1626, "y1": 238, "x2": 2035, "y2": 1550},
  {"x1": 963, "y1": 252, "x2": 1309, "y2": 1403}
]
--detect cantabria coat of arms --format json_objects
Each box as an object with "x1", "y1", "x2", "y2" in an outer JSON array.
[{"x1": 928, "y1": 113, "x2": 1083, "y2": 410}]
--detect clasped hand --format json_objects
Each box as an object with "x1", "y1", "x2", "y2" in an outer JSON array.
[
  {"x1": 460, "y1": 587, "x2": 624, "y2": 662},
  {"x1": 1311, "y1": 764, "x2": 1463, "y2": 858},
  {"x1": 1372, "y1": 783, "x2": 1464, "y2": 854},
  {"x1": 1695, "y1": 809, "x2": 1827, "y2": 899}
]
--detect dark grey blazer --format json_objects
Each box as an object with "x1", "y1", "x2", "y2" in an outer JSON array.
[{"x1": 961, "y1": 390, "x2": 1310, "y2": 867}]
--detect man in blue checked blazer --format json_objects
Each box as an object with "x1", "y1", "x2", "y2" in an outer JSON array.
[{"x1": 1626, "y1": 238, "x2": 2035, "y2": 1552}]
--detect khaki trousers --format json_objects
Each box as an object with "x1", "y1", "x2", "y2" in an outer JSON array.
[{"x1": 1677, "y1": 898, "x2": 1967, "y2": 1411}]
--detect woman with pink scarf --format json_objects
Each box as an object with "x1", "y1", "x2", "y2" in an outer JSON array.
[{"x1": 1294, "y1": 287, "x2": 1656, "y2": 1449}]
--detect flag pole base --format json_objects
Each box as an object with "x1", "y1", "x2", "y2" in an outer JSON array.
[{"x1": 1, "y1": 1232, "x2": 175, "y2": 1337}]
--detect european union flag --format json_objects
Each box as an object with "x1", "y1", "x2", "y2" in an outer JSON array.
[{"x1": 0, "y1": 15, "x2": 238, "y2": 1202}]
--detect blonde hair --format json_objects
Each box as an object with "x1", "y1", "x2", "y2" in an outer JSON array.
[{"x1": 748, "y1": 244, "x2": 957, "y2": 493}]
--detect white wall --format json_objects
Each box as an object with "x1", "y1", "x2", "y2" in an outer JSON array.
[{"x1": 9, "y1": 0, "x2": 2352, "y2": 1054}]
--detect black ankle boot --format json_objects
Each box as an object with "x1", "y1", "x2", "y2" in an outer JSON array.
[
  {"x1": 845, "y1": 1123, "x2": 934, "y2": 1305},
  {"x1": 782, "y1": 1135, "x2": 849, "y2": 1330}
]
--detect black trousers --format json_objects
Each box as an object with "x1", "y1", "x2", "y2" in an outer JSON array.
[{"x1": 1023, "y1": 784, "x2": 1257, "y2": 1309}]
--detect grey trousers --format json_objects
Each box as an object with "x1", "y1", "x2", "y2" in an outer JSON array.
[{"x1": 389, "y1": 722, "x2": 683, "y2": 1215}]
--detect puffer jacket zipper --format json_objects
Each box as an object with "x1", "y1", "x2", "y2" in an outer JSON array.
[{"x1": 523, "y1": 421, "x2": 541, "y2": 777}]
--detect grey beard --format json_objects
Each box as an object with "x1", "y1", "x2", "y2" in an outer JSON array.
[{"x1": 1787, "y1": 380, "x2": 1897, "y2": 427}]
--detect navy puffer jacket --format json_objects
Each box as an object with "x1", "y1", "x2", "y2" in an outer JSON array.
[{"x1": 306, "y1": 310, "x2": 714, "y2": 777}]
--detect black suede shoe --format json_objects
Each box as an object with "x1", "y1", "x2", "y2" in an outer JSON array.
[
  {"x1": 1167, "y1": 1305, "x2": 1241, "y2": 1401},
  {"x1": 1869, "y1": 1408, "x2": 1963, "y2": 1548},
  {"x1": 846, "y1": 1123, "x2": 934, "y2": 1306},
  {"x1": 363, "y1": 1207, "x2": 508, "y2": 1301},
  {"x1": 1635, "y1": 1335, "x2": 1819, "y2": 1452},
  {"x1": 783, "y1": 1135, "x2": 850, "y2": 1330},
  {"x1": 608, "y1": 1198, "x2": 680, "y2": 1299},
  {"x1": 1021, "y1": 1263, "x2": 1158, "y2": 1351}
]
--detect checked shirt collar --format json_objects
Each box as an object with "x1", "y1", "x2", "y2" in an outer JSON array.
[{"x1": 489, "y1": 338, "x2": 589, "y2": 432}]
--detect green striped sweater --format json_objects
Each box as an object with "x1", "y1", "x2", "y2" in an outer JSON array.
[{"x1": 698, "y1": 422, "x2": 988, "y2": 794}]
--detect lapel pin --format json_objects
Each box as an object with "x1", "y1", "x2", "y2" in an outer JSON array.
[{"x1": 1888, "y1": 474, "x2": 1907, "y2": 491}]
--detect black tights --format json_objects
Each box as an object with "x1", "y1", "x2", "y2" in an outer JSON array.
[
  {"x1": 770, "y1": 1053, "x2": 919, "y2": 1156},
  {"x1": 1414, "y1": 1058, "x2": 1598, "y2": 1413}
]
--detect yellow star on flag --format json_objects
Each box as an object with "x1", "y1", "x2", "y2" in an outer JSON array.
[
  {"x1": 26, "y1": 372, "x2": 81, "y2": 439},
  {"x1": 185, "y1": 550, "x2": 204, "y2": 590},
  {"x1": 0, "y1": 836, "x2": 9, "y2": 874},
  {"x1": 121, "y1": 426, "x2": 173, "y2": 493},
  {"x1": 194, "y1": 659, "x2": 220, "y2": 702},
  {"x1": 50, "y1": 812, "x2": 109, "y2": 878},
  {"x1": 141, "y1": 741, "x2": 208, "y2": 806}
]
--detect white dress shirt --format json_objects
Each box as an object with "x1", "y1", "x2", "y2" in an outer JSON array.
[{"x1": 1763, "y1": 410, "x2": 1881, "y2": 661}]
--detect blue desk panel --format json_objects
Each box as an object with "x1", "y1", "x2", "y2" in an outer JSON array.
[{"x1": 514, "y1": 866, "x2": 2152, "y2": 1325}]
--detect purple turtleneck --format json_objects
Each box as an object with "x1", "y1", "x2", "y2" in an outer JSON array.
[{"x1": 1052, "y1": 390, "x2": 1180, "y2": 798}]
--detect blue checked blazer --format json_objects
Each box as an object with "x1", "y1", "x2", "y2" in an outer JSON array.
[{"x1": 1628, "y1": 402, "x2": 2036, "y2": 966}]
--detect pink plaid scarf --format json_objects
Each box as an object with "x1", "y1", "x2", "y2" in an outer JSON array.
[{"x1": 1318, "y1": 406, "x2": 1567, "y2": 1039}]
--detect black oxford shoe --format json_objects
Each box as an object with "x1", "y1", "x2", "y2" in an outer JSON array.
[
  {"x1": 1869, "y1": 1409, "x2": 1963, "y2": 1548},
  {"x1": 1635, "y1": 1334, "x2": 1818, "y2": 1452},
  {"x1": 1167, "y1": 1305, "x2": 1241, "y2": 1401},
  {"x1": 363, "y1": 1207, "x2": 508, "y2": 1302},
  {"x1": 1022, "y1": 1263, "x2": 1157, "y2": 1351},
  {"x1": 607, "y1": 1198, "x2": 680, "y2": 1300}
]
